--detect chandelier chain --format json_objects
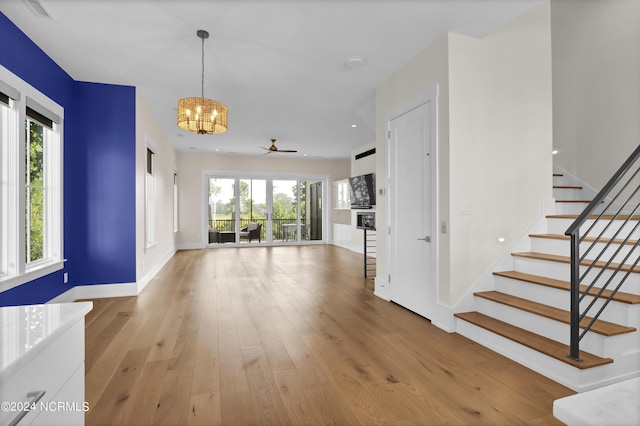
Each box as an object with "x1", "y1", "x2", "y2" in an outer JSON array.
[{"x1": 201, "y1": 35, "x2": 205, "y2": 98}]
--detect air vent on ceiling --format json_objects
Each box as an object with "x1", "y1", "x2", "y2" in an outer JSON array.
[{"x1": 23, "y1": 0, "x2": 54, "y2": 18}]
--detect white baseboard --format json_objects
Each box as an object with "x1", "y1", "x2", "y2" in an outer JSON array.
[
  {"x1": 47, "y1": 281, "x2": 139, "y2": 302},
  {"x1": 137, "y1": 248, "x2": 176, "y2": 293},
  {"x1": 74, "y1": 282, "x2": 138, "y2": 299},
  {"x1": 176, "y1": 242, "x2": 207, "y2": 250},
  {"x1": 46, "y1": 249, "x2": 177, "y2": 303},
  {"x1": 373, "y1": 277, "x2": 390, "y2": 301},
  {"x1": 47, "y1": 287, "x2": 77, "y2": 304}
]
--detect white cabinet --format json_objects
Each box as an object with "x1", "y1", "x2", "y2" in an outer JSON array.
[{"x1": 0, "y1": 302, "x2": 92, "y2": 426}]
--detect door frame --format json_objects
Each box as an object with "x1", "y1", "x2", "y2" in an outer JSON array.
[
  {"x1": 385, "y1": 84, "x2": 439, "y2": 314},
  {"x1": 201, "y1": 170, "x2": 330, "y2": 247}
]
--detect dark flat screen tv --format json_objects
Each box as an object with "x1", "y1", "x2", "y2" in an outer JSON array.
[{"x1": 349, "y1": 173, "x2": 375, "y2": 209}]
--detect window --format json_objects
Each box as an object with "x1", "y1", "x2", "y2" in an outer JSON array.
[
  {"x1": 0, "y1": 65, "x2": 64, "y2": 293},
  {"x1": 145, "y1": 144, "x2": 156, "y2": 249},
  {"x1": 173, "y1": 172, "x2": 178, "y2": 233}
]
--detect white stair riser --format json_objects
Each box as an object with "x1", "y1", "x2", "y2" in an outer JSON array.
[
  {"x1": 512, "y1": 256, "x2": 640, "y2": 294},
  {"x1": 530, "y1": 237, "x2": 638, "y2": 265},
  {"x1": 455, "y1": 318, "x2": 640, "y2": 392},
  {"x1": 493, "y1": 276, "x2": 638, "y2": 326},
  {"x1": 553, "y1": 188, "x2": 585, "y2": 200},
  {"x1": 474, "y1": 298, "x2": 638, "y2": 358},
  {"x1": 555, "y1": 202, "x2": 592, "y2": 215},
  {"x1": 547, "y1": 218, "x2": 640, "y2": 240}
]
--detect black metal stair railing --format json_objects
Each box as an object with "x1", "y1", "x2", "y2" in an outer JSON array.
[{"x1": 564, "y1": 144, "x2": 640, "y2": 361}]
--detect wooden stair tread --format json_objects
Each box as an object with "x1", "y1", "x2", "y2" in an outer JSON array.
[
  {"x1": 547, "y1": 214, "x2": 640, "y2": 220},
  {"x1": 474, "y1": 291, "x2": 636, "y2": 336},
  {"x1": 512, "y1": 251, "x2": 639, "y2": 274},
  {"x1": 493, "y1": 271, "x2": 640, "y2": 304},
  {"x1": 553, "y1": 185, "x2": 583, "y2": 190},
  {"x1": 454, "y1": 312, "x2": 613, "y2": 369},
  {"x1": 529, "y1": 233, "x2": 638, "y2": 246}
]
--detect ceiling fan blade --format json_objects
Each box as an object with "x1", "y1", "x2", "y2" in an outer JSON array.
[{"x1": 258, "y1": 138, "x2": 296, "y2": 154}]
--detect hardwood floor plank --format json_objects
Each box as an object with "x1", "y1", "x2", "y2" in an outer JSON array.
[
  {"x1": 83, "y1": 246, "x2": 574, "y2": 425},
  {"x1": 187, "y1": 393, "x2": 221, "y2": 426},
  {"x1": 117, "y1": 360, "x2": 169, "y2": 426},
  {"x1": 86, "y1": 348, "x2": 150, "y2": 425},
  {"x1": 152, "y1": 368, "x2": 193, "y2": 426}
]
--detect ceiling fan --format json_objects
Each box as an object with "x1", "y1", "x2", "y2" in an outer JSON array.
[{"x1": 261, "y1": 138, "x2": 297, "y2": 154}]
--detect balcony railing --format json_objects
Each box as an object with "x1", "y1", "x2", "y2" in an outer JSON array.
[{"x1": 208, "y1": 218, "x2": 309, "y2": 242}]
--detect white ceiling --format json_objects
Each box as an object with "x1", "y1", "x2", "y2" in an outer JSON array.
[{"x1": 1, "y1": 0, "x2": 540, "y2": 159}]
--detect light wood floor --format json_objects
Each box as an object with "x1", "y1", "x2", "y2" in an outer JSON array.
[{"x1": 83, "y1": 245, "x2": 574, "y2": 425}]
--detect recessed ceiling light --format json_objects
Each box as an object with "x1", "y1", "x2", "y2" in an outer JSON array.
[
  {"x1": 351, "y1": 124, "x2": 357, "y2": 128},
  {"x1": 344, "y1": 56, "x2": 365, "y2": 69},
  {"x1": 552, "y1": 149, "x2": 559, "y2": 155},
  {"x1": 303, "y1": 154, "x2": 308, "y2": 157}
]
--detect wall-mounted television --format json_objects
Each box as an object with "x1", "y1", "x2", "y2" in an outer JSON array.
[{"x1": 348, "y1": 173, "x2": 375, "y2": 209}]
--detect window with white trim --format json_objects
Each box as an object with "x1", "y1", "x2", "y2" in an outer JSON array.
[
  {"x1": 0, "y1": 66, "x2": 64, "y2": 293},
  {"x1": 173, "y1": 172, "x2": 178, "y2": 233},
  {"x1": 145, "y1": 145, "x2": 156, "y2": 249}
]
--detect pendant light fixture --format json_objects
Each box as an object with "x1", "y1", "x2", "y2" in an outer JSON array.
[{"x1": 177, "y1": 30, "x2": 228, "y2": 134}]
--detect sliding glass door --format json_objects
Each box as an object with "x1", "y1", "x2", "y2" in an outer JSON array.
[
  {"x1": 239, "y1": 179, "x2": 266, "y2": 244},
  {"x1": 208, "y1": 178, "x2": 236, "y2": 244},
  {"x1": 271, "y1": 180, "x2": 297, "y2": 242},
  {"x1": 206, "y1": 174, "x2": 325, "y2": 246}
]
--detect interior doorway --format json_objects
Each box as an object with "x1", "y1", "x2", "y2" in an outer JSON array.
[{"x1": 387, "y1": 86, "x2": 438, "y2": 320}]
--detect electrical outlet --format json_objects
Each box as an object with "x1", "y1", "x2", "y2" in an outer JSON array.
[
  {"x1": 440, "y1": 221, "x2": 447, "y2": 234},
  {"x1": 63, "y1": 272, "x2": 68, "y2": 284}
]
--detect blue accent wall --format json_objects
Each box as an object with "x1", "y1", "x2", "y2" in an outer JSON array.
[
  {"x1": 67, "y1": 82, "x2": 136, "y2": 286},
  {"x1": 0, "y1": 13, "x2": 137, "y2": 306}
]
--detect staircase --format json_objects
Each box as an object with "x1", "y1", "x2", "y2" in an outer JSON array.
[{"x1": 455, "y1": 170, "x2": 640, "y2": 392}]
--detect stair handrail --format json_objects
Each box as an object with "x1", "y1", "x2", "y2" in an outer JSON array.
[{"x1": 564, "y1": 144, "x2": 640, "y2": 361}]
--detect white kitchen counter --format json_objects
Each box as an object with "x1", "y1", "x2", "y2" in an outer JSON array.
[
  {"x1": 0, "y1": 302, "x2": 92, "y2": 425},
  {"x1": 553, "y1": 377, "x2": 640, "y2": 426}
]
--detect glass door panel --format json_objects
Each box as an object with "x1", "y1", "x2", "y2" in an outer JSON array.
[
  {"x1": 208, "y1": 178, "x2": 236, "y2": 244},
  {"x1": 303, "y1": 180, "x2": 323, "y2": 241},
  {"x1": 239, "y1": 179, "x2": 266, "y2": 244},
  {"x1": 271, "y1": 180, "x2": 297, "y2": 242}
]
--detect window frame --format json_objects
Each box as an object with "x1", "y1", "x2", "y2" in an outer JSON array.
[
  {"x1": 145, "y1": 137, "x2": 156, "y2": 250},
  {"x1": 173, "y1": 171, "x2": 178, "y2": 233},
  {"x1": 0, "y1": 65, "x2": 64, "y2": 294}
]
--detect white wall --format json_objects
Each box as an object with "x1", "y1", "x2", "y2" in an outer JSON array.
[
  {"x1": 135, "y1": 93, "x2": 177, "y2": 286},
  {"x1": 446, "y1": 1, "x2": 552, "y2": 304},
  {"x1": 376, "y1": 1, "x2": 553, "y2": 312},
  {"x1": 551, "y1": 0, "x2": 640, "y2": 189},
  {"x1": 176, "y1": 152, "x2": 349, "y2": 247}
]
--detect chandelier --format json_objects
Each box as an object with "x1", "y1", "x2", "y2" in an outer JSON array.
[{"x1": 177, "y1": 30, "x2": 228, "y2": 134}]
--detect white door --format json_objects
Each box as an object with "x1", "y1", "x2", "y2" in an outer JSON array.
[{"x1": 388, "y1": 94, "x2": 436, "y2": 319}]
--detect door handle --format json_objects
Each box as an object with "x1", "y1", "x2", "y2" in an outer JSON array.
[{"x1": 417, "y1": 236, "x2": 431, "y2": 242}]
